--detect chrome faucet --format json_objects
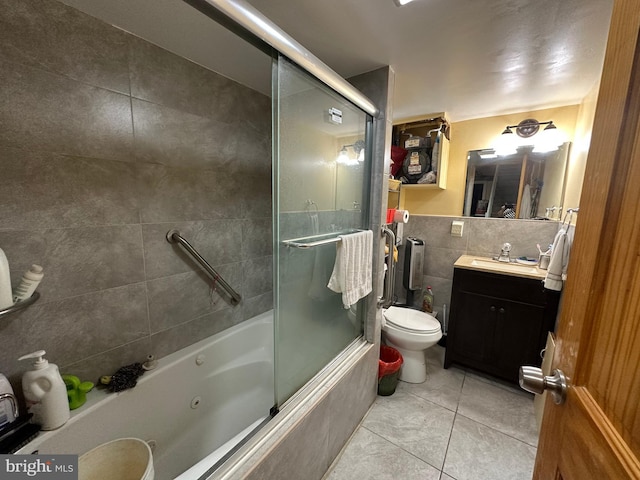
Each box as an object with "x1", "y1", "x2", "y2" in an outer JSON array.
[{"x1": 497, "y1": 242, "x2": 512, "y2": 263}]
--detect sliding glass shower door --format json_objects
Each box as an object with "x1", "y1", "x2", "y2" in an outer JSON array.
[{"x1": 273, "y1": 55, "x2": 373, "y2": 406}]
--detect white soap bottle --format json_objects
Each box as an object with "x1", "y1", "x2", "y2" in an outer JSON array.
[
  {"x1": 13, "y1": 264, "x2": 44, "y2": 303},
  {"x1": 18, "y1": 350, "x2": 69, "y2": 430},
  {"x1": 0, "y1": 248, "x2": 13, "y2": 309}
]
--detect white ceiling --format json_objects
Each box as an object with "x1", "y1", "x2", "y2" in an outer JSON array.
[{"x1": 60, "y1": 0, "x2": 613, "y2": 122}]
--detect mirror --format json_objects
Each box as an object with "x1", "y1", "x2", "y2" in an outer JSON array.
[{"x1": 463, "y1": 142, "x2": 570, "y2": 219}]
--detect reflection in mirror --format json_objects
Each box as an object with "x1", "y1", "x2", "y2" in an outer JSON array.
[
  {"x1": 463, "y1": 142, "x2": 570, "y2": 219},
  {"x1": 336, "y1": 135, "x2": 366, "y2": 212}
]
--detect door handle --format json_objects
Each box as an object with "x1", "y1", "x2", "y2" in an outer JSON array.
[{"x1": 519, "y1": 366, "x2": 567, "y2": 405}]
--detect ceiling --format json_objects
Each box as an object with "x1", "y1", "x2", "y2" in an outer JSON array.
[{"x1": 60, "y1": 0, "x2": 613, "y2": 122}]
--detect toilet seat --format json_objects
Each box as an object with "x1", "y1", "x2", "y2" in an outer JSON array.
[{"x1": 383, "y1": 306, "x2": 441, "y2": 334}]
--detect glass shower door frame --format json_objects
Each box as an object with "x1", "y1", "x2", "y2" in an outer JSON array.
[{"x1": 272, "y1": 53, "x2": 374, "y2": 408}]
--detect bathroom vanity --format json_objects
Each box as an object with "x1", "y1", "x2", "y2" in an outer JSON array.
[{"x1": 444, "y1": 255, "x2": 560, "y2": 383}]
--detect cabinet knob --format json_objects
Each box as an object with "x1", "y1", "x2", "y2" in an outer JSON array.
[
  {"x1": 499, "y1": 307, "x2": 505, "y2": 314},
  {"x1": 490, "y1": 306, "x2": 496, "y2": 312}
]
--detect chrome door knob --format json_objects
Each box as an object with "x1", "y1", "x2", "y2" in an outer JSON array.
[{"x1": 519, "y1": 366, "x2": 568, "y2": 405}]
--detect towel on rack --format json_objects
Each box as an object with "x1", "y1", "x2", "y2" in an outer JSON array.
[
  {"x1": 327, "y1": 230, "x2": 373, "y2": 309},
  {"x1": 544, "y1": 227, "x2": 570, "y2": 291},
  {"x1": 519, "y1": 184, "x2": 532, "y2": 219}
]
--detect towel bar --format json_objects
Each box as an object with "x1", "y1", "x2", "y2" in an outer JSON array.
[{"x1": 282, "y1": 229, "x2": 365, "y2": 249}]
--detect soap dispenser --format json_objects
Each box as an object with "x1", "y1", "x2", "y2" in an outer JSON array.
[{"x1": 18, "y1": 350, "x2": 69, "y2": 430}]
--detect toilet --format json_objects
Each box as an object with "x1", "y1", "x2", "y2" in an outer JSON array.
[{"x1": 382, "y1": 306, "x2": 442, "y2": 383}]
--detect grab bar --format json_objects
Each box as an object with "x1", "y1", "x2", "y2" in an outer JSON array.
[
  {"x1": 378, "y1": 226, "x2": 396, "y2": 308},
  {"x1": 282, "y1": 229, "x2": 364, "y2": 249},
  {"x1": 166, "y1": 230, "x2": 242, "y2": 306}
]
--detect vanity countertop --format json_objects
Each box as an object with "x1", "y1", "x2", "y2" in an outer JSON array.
[{"x1": 454, "y1": 254, "x2": 547, "y2": 280}]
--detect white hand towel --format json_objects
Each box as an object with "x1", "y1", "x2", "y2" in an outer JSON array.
[
  {"x1": 519, "y1": 184, "x2": 532, "y2": 219},
  {"x1": 327, "y1": 230, "x2": 373, "y2": 309},
  {"x1": 544, "y1": 228, "x2": 570, "y2": 291}
]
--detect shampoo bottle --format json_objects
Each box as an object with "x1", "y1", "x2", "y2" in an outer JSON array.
[
  {"x1": 13, "y1": 264, "x2": 44, "y2": 303},
  {"x1": 0, "y1": 248, "x2": 13, "y2": 309},
  {"x1": 18, "y1": 351, "x2": 69, "y2": 430}
]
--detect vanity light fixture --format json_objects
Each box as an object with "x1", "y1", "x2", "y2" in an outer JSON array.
[
  {"x1": 496, "y1": 119, "x2": 563, "y2": 154},
  {"x1": 501, "y1": 119, "x2": 557, "y2": 138},
  {"x1": 336, "y1": 140, "x2": 366, "y2": 165},
  {"x1": 337, "y1": 146, "x2": 350, "y2": 164}
]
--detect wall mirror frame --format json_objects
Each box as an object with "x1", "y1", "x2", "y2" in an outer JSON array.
[{"x1": 463, "y1": 142, "x2": 570, "y2": 219}]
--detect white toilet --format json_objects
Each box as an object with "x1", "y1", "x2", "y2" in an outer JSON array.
[{"x1": 382, "y1": 306, "x2": 442, "y2": 383}]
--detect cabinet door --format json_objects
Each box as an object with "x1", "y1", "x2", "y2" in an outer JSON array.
[
  {"x1": 448, "y1": 292, "x2": 497, "y2": 366},
  {"x1": 492, "y1": 300, "x2": 545, "y2": 382}
]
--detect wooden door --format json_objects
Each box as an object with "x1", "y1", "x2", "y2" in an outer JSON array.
[{"x1": 534, "y1": 0, "x2": 640, "y2": 478}]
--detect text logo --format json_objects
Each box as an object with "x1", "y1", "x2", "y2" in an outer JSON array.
[{"x1": 0, "y1": 455, "x2": 77, "y2": 479}]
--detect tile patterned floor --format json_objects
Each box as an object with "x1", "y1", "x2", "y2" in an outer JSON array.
[{"x1": 324, "y1": 346, "x2": 538, "y2": 480}]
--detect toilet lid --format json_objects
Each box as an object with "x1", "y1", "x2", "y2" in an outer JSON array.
[{"x1": 384, "y1": 306, "x2": 441, "y2": 334}]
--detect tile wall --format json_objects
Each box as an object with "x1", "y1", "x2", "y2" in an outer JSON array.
[
  {"x1": 0, "y1": 0, "x2": 272, "y2": 387},
  {"x1": 396, "y1": 215, "x2": 560, "y2": 314}
]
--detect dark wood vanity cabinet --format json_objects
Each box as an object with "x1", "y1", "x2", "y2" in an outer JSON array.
[{"x1": 444, "y1": 268, "x2": 560, "y2": 383}]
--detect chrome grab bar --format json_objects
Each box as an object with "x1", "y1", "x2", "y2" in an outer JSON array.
[
  {"x1": 166, "y1": 230, "x2": 242, "y2": 306},
  {"x1": 378, "y1": 226, "x2": 396, "y2": 308}
]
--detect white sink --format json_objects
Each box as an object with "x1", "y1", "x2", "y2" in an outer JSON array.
[
  {"x1": 470, "y1": 258, "x2": 540, "y2": 275},
  {"x1": 454, "y1": 255, "x2": 546, "y2": 279}
]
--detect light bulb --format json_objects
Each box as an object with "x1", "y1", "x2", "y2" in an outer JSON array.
[
  {"x1": 494, "y1": 131, "x2": 518, "y2": 156},
  {"x1": 533, "y1": 126, "x2": 563, "y2": 153},
  {"x1": 337, "y1": 147, "x2": 349, "y2": 164}
]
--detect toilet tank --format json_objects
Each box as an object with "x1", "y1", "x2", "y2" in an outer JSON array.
[{"x1": 403, "y1": 237, "x2": 424, "y2": 291}]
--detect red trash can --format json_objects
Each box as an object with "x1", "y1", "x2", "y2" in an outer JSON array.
[{"x1": 378, "y1": 345, "x2": 403, "y2": 396}]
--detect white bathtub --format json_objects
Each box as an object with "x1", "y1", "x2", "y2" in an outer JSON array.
[{"x1": 17, "y1": 311, "x2": 275, "y2": 480}]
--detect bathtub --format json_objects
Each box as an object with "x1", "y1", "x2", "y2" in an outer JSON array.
[{"x1": 17, "y1": 310, "x2": 275, "y2": 480}]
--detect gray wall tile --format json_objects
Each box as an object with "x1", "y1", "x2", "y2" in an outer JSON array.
[
  {"x1": 242, "y1": 291, "x2": 273, "y2": 321},
  {"x1": 0, "y1": 147, "x2": 140, "y2": 230},
  {"x1": 326, "y1": 346, "x2": 378, "y2": 461},
  {"x1": 467, "y1": 217, "x2": 558, "y2": 259},
  {"x1": 0, "y1": 59, "x2": 134, "y2": 161},
  {"x1": 239, "y1": 174, "x2": 272, "y2": 219},
  {"x1": 138, "y1": 163, "x2": 242, "y2": 223},
  {"x1": 0, "y1": 226, "x2": 145, "y2": 301},
  {"x1": 0, "y1": 0, "x2": 272, "y2": 396},
  {"x1": 61, "y1": 336, "x2": 153, "y2": 385},
  {"x1": 243, "y1": 256, "x2": 273, "y2": 298},
  {"x1": 242, "y1": 217, "x2": 272, "y2": 260},
  {"x1": 132, "y1": 98, "x2": 237, "y2": 168},
  {"x1": 245, "y1": 397, "x2": 332, "y2": 480},
  {"x1": 150, "y1": 306, "x2": 244, "y2": 359},
  {"x1": 424, "y1": 247, "x2": 467, "y2": 279},
  {"x1": 0, "y1": 284, "x2": 149, "y2": 381},
  {"x1": 146, "y1": 264, "x2": 242, "y2": 333},
  {"x1": 0, "y1": 0, "x2": 131, "y2": 94},
  {"x1": 402, "y1": 215, "x2": 560, "y2": 309},
  {"x1": 129, "y1": 36, "x2": 239, "y2": 123}
]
